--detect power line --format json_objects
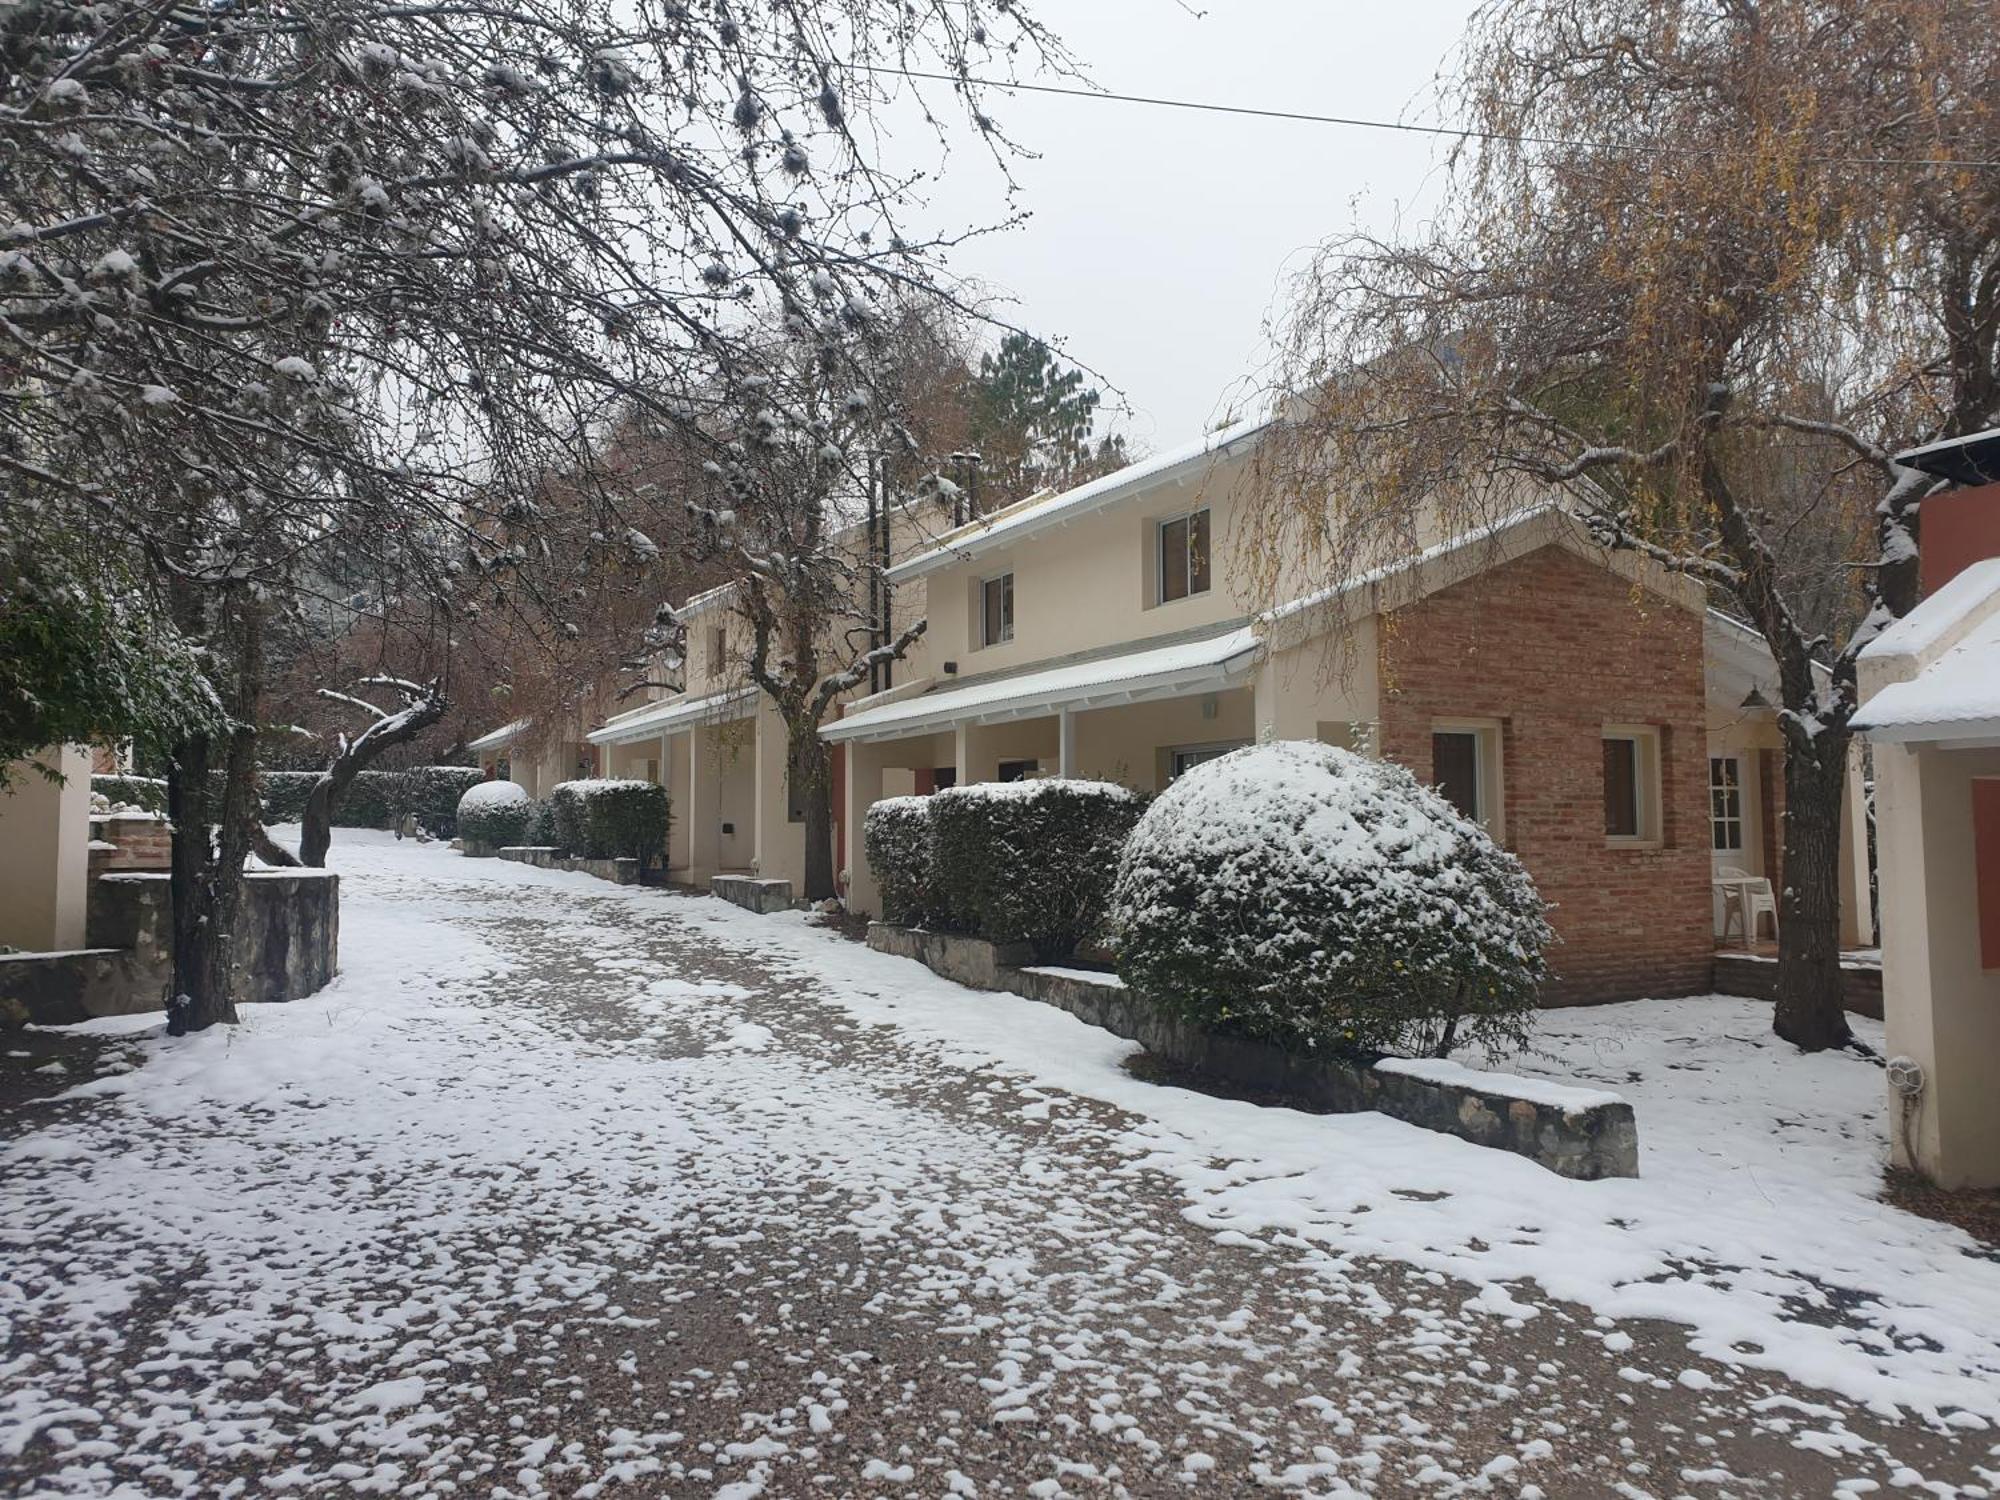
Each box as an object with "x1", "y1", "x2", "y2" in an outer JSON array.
[{"x1": 795, "y1": 55, "x2": 2000, "y2": 173}]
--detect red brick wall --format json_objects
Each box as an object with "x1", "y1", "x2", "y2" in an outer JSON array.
[
  {"x1": 1376, "y1": 544, "x2": 1713, "y2": 1006},
  {"x1": 88, "y1": 814, "x2": 173, "y2": 875}
]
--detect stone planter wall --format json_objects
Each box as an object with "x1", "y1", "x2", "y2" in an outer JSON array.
[
  {"x1": 866, "y1": 923, "x2": 1031, "y2": 991},
  {"x1": 6, "y1": 870, "x2": 339, "y2": 1026},
  {"x1": 495, "y1": 847, "x2": 641, "y2": 885},
  {"x1": 711, "y1": 875, "x2": 797, "y2": 915},
  {"x1": 872, "y1": 925, "x2": 1640, "y2": 1181}
]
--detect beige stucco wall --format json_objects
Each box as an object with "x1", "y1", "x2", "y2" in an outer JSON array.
[
  {"x1": 1876, "y1": 739, "x2": 2000, "y2": 1189},
  {"x1": 0, "y1": 747, "x2": 92, "y2": 952}
]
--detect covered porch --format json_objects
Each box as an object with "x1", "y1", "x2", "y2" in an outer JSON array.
[
  {"x1": 830, "y1": 625, "x2": 1267, "y2": 916},
  {"x1": 587, "y1": 687, "x2": 759, "y2": 886}
]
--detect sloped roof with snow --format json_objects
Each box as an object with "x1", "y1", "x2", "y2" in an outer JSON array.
[
  {"x1": 586, "y1": 686, "x2": 757, "y2": 746},
  {"x1": 1854, "y1": 557, "x2": 2000, "y2": 744},
  {"x1": 465, "y1": 718, "x2": 530, "y2": 754},
  {"x1": 885, "y1": 414, "x2": 1272, "y2": 583}
]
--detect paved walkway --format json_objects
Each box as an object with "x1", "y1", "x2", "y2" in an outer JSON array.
[{"x1": 1, "y1": 840, "x2": 1993, "y2": 1497}]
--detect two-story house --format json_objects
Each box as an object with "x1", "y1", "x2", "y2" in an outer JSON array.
[{"x1": 825, "y1": 419, "x2": 1872, "y2": 1006}]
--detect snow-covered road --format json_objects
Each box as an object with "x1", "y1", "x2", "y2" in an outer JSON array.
[{"x1": 4, "y1": 834, "x2": 1998, "y2": 1498}]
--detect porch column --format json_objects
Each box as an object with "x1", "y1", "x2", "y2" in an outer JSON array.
[
  {"x1": 954, "y1": 723, "x2": 972, "y2": 785},
  {"x1": 667, "y1": 731, "x2": 692, "y2": 877},
  {"x1": 844, "y1": 736, "x2": 890, "y2": 918},
  {"x1": 688, "y1": 726, "x2": 720, "y2": 882},
  {"x1": 1058, "y1": 708, "x2": 1077, "y2": 779}
]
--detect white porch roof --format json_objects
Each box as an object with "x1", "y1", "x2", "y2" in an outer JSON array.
[
  {"x1": 587, "y1": 686, "x2": 757, "y2": 747},
  {"x1": 822, "y1": 626, "x2": 1262, "y2": 745},
  {"x1": 1854, "y1": 558, "x2": 2000, "y2": 745},
  {"x1": 465, "y1": 717, "x2": 530, "y2": 754}
]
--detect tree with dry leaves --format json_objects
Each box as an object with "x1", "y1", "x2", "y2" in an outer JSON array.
[{"x1": 1246, "y1": 0, "x2": 1999, "y2": 1051}]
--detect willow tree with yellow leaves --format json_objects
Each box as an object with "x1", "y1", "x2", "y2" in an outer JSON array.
[{"x1": 1246, "y1": 0, "x2": 1999, "y2": 1052}]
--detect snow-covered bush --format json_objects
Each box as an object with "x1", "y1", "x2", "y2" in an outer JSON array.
[
  {"x1": 1111, "y1": 741, "x2": 1552, "y2": 1062},
  {"x1": 91, "y1": 774, "x2": 165, "y2": 814},
  {"x1": 932, "y1": 779, "x2": 1145, "y2": 961},
  {"x1": 397, "y1": 766, "x2": 486, "y2": 837},
  {"x1": 524, "y1": 798, "x2": 560, "y2": 850},
  {"x1": 864, "y1": 796, "x2": 936, "y2": 926},
  {"x1": 457, "y1": 779, "x2": 531, "y2": 850},
  {"x1": 551, "y1": 780, "x2": 670, "y2": 872}
]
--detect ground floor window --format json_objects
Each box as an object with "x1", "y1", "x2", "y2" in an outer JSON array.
[
  {"x1": 1604, "y1": 726, "x2": 1663, "y2": 843},
  {"x1": 931, "y1": 766, "x2": 958, "y2": 792},
  {"x1": 997, "y1": 759, "x2": 1038, "y2": 782},
  {"x1": 1429, "y1": 720, "x2": 1505, "y2": 839},
  {"x1": 1169, "y1": 742, "x2": 1247, "y2": 781},
  {"x1": 1709, "y1": 756, "x2": 1744, "y2": 852}
]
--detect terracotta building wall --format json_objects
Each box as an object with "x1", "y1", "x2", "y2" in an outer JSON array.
[{"x1": 1375, "y1": 544, "x2": 1713, "y2": 1006}]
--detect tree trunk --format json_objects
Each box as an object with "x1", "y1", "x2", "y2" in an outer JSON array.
[
  {"x1": 164, "y1": 596, "x2": 264, "y2": 1034},
  {"x1": 295, "y1": 689, "x2": 445, "y2": 866},
  {"x1": 1770, "y1": 726, "x2": 1854, "y2": 1052},
  {"x1": 796, "y1": 728, "x2": 837, "y2": 902}
]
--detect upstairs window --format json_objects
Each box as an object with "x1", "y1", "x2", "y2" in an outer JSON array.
[
  {"x1": 982, "y1": 572, "x2": 1015, "y2": 647},
  {"x1": 1159, "y1": 508, "x2": 1212, "y2": 603},
  {"x1": 707, "y1": 626, "x2": 726, "y2": 677}
]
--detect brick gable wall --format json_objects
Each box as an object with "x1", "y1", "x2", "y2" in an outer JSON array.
[{"x1": 1376, "y1": 544, "x2": 1712, "y2": 1006}]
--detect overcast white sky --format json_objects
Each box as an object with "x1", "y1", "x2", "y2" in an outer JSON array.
[{"x1": 893, "y1": 0, "x2": 1482, "y2": 452}]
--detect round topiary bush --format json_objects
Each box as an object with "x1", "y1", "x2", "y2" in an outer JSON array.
[
  {"x1": 457, "y1": 779, "x2": 531, "y2": 851},
  {"x1": 1111, "y1": 741, "x2": 1552, "y2": 1062},
  {"x1": 931, "y1": 778, "x2": 1145, "y2": 961},
  {"x1": 864, "y1": 795, "x2": 936, "y2": 927},
  {"x1": 550, "y1": 779, "x2": 670, "y2": 872}
]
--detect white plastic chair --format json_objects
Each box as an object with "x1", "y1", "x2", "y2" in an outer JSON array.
[{"x1": 1716, "y1": 865, "x2": 1778, "y2": 946}]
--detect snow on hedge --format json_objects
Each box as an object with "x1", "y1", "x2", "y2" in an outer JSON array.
[
  {"x1": 1112, "y1": 740, "x2": 1552, "y2": 1061},
  {"x1": 549, "y1": 778, "x2": 657, "y2": 798},
  {"x1": 458, "y1": 779, "x2": 529, "y2": 812}
]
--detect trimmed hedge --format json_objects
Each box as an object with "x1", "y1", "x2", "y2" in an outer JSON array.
[
  {"x1": 550, "y1": 779, "x2": 670, "y2": 872},
  {"x1": 1110, "y1": 741, "x2": 1552, "y2": 1063},
  {"x1": 398, "y1": 766, "x2": 486, "y2": 837},
  {"x1": 863, "y1": 796, "x2": 937, "y2": 927},
  {"x1": 930, "y1": 779, "x2": 1144, "y2": 962},
  {"x1": 523, "y1": 797, "x2": 559, "y2": 850},
  {"x1": 457, "y1": 779, "x2": 531, "y2": 848}
]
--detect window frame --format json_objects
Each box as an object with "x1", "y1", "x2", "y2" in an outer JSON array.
[
  {"x1": 706, "y1": 625, "x2": 726, "y2": 678},
  {"x1": 1167, "y1": 740, "x2": 1250, "y2": 782},
  {"x1": 1603, "y1": 725, "x2": 1664, "y2": 846},
  {"x1": 979, "y1": 570, "x2": 1015, "y2": 648},
  {"x1": 1708, "y1": 755, "x2": 1745, "y2": 853},
  {"x1": 1430, "y1": 717, "x2": 1506, "y2": 843},
  {"x1": 1156, "y1": 506, "x2": 1213, "y2": 605}
]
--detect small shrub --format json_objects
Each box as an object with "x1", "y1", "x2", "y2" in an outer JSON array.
[
  {"x1": 550, "y1": 779, "x2": 670, "y2": 872},
  {"x1": 457, "y1": 779, "x2": 531, "y2": 849},
  {"x1": 340, "y1": 769, "x2": 401, "y2": 828},
  {"x1": 1111, "y1": 741, "x2": 1552, "y2": 1062},
  {"x1": 398, "y1": 766, "x2": 485, "y2": 836},
  {"x1": 864, "y1": 796, "x2": 936, "y2": 926},
  {"x1": 931, "y1": 778, "x2": 1144, "y2": 961}
]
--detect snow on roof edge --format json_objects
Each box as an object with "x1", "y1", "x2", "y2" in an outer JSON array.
[{"x1": 886, "y1": 413, "x2": 1273, "y2": 583}]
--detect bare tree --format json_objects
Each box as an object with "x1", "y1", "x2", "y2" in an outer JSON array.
[
  {"x1": 684, "y1": 341, "x2": 931, "y2": 902},
  {"x1": 1245, "y1": 0, "x2": 1999, "y2": 1051},
  {"x1": 4, "y1": 0, "x2": 1066, "y2": 1028}
]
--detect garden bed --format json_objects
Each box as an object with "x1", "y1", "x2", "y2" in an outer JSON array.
[{"x1": 867, "y1": 922, "x2": 1639, "y2": 1180}]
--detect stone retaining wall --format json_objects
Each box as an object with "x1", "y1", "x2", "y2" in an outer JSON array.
[
  {"x1": 711, "y1": 875, "x2": 796, "y2": 915},
  {"x1": 495, "y1": 847, "x2": 641, "y2": 884},
  {"x1": 5, "y1": 871, "x2": 339, "y2": 1026},
  {"x1": 869, "y1": 924, "x2": 1640, "y2": 1181}
]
